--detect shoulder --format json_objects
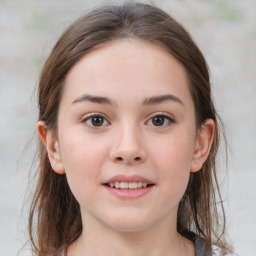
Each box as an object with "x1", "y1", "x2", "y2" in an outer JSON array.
[
  {"x1": 195, "y1": 237, "x2": 234, "y2": 256},
  {"x1": 195, "y1": 235, "x2": 211, "y2": 256}
]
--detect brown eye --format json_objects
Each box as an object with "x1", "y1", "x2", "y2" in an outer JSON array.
[
  {"x1": 82, "y1": 114, "x2": 108, "y2": 127},
  {"x1": 147, "y1": 114, "x2": 174, "y2": 127},
  {"x1": 152, "y1": 116, "x2": 165, "y2": 126},
  {"x1": 91, "y1": 116, "x2": 104, "y2": 126}
]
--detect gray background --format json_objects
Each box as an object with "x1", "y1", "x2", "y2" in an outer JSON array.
[{"x1": 0, "y1": 0, "x2": 255, "y2": 255}]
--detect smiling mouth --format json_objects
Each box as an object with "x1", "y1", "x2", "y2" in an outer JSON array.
[{"x1": 103, "y1": 182, "x2": 154, "y2": 189}]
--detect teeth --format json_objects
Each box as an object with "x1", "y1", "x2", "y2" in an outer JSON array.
[
  {"x1": 120, "y1": 182, "x2": 128, "y2": 189},
  {"x1": 128, "y1": 182, "x2": 137, "y2": 189},
  {"x1": 108, "y1": 181, "x2": 150, "y2": 189}
]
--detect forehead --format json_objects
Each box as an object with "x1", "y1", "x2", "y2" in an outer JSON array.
[
  {"x1": 68, "y1": 38, "x2": 185, "y2": 77},
  {"x1": 63, "y1": 38, "x2": 193, "y2": 108}
]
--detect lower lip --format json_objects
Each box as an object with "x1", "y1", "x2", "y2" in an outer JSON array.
[{"x1": 103, "y1": 185, "x2": 154, "y2": 199}]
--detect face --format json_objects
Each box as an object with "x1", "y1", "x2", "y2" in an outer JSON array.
[{"x1": 39, "y1": 39, "x2": 214, "y2": 233}]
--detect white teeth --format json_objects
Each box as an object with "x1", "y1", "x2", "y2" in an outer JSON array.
[
  {"x1": 114, "y1": 181, "x2": 120, "y2": 188},
  {"x1": 120, "y1": 182, "x2": 128, "y2": 189},
  {"x1": 108, "y1": 181, "x2": 150, "y2": 189},
  {"x1": 128, "y1": 182, "x2": 137, "y2": 189}
]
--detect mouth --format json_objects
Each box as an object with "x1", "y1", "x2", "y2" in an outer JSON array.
[
  {"x1": 102, "y1": 175, "x2": 155, "y2": 199},
  {"x1": 103, "y1": 182, "x2": 154, "y2": 189}
]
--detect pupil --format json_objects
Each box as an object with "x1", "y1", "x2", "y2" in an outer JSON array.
[
  {"x1": 153, "y1": 116, "x2": 164, "y2": 126},
  {"x1": 92, "y1": 116, "x2": 103, "y2": 126}
]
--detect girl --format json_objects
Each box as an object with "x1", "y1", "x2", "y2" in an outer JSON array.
[{"x1": 29, "y1": 2, "x2": 233, "y2": 255}]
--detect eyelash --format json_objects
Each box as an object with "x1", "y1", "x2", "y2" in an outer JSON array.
[
  {"x1": 81, "y1": 113, "x2": 110, "y2": 127},
  {"x1": 81, "y1": 113, "x2": 175, "y2": 128},
  {"x1": 146, "y1": 113, "x2": 175, "y2": 127}
]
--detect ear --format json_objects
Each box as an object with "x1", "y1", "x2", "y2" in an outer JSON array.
[
  {"x1": 190, "y1": 119, "x2": 215, "y2": 173},
  {"x1": 37, "y1": 121, "x2": 65, "y2": 174}
]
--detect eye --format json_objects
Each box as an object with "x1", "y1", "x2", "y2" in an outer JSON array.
[
  {"x1": 81, "y1": 114, "x2": 109, "y2": 127},
  {"x1": 146, "y1": 114, "x2": 174, "y2": 127}
]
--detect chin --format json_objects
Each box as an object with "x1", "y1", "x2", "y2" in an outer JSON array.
[
  {"x1": 104, "y1": 214, "x2": 155, "y2": 233},
  {"x1": 110, "y1": 224, "x2": 152, "y2": 233}
]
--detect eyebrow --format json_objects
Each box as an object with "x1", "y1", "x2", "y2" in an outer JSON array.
[
  {"x1": 72, "y1": 94, "x2": 183, "y2": 106},
  {"x1": 72, "y1": 95, "x2": 113, "y2": 105},
  {"x1": 143, "y1": 94, "x2": 184, "y2": 106}
]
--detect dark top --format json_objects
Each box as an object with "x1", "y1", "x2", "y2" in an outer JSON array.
[
  {"x1": 194, "y1": 235, "x2": 211, "y2": 255},
  {"x1": 60, "y1": 236, "x2": 210, "y2": 256}
]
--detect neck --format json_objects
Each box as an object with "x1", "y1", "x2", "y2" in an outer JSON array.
[{"x1": 67, "y1": 212, "x2": 195, "y2": 256}]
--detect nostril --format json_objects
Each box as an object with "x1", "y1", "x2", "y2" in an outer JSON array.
[{"x1": 115, "y1": 156, "x2": 141, "y2": 162}]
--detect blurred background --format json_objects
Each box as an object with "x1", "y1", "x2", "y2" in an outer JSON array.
[{"x1": 0, "y1": 0, "x2": 255, "y2": 255}]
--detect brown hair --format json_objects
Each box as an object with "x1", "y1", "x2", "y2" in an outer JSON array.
[{"x1": 29, "y1": 1, "x2": 232, "y2": 255}]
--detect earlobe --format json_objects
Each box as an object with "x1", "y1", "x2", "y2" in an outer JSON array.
[
  {"x1": 36, "y1": 121, "x2": 65, "y2": 174},
  {"x1": 190, "y1": 119, "x2": 215, "y2": 173}
]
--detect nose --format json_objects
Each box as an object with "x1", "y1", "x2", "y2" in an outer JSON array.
[{"x1": 109, "y1": 126, "x2": 147, "y2": 165}]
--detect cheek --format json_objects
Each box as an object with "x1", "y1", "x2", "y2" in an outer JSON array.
[
  {"x1": 149, "y1": 133, "x2": 195, "y2": 196},
  {"x1": 61, "y1": 133, "x2": 107, "y2": 169},
  {"x1": 59, "y1": 136, "x2": 108, "y2": 196},
  {"x1": 151, "y1": 134, "x2": 195, "y2": 171}
]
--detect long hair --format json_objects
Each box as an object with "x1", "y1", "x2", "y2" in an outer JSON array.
[{"x1": 29, "y1": 2, "x2": 232, "y2": 255}]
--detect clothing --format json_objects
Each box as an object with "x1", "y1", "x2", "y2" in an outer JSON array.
[
  {"x1": 195, "y1": 235, "x2": 211, "y2": 256},
  {"x1": 60, "y1": 236, "x2": 210, "y2": 256}
]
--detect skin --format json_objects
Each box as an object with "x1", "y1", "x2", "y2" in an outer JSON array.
[{"x1": 37, "y1": 39, "x2": 214, "y2": 256}]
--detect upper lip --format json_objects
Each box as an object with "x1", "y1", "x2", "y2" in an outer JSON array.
[{"x1": 103, "y1": 175, "x2": 154, "y2": 184}]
